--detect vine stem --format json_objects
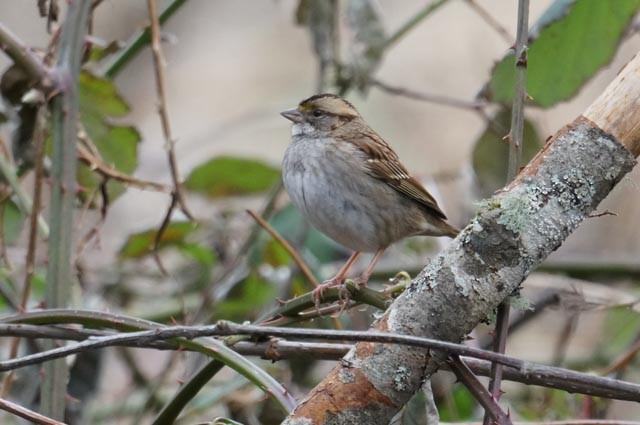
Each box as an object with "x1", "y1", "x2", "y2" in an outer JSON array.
[{"x1": 41, "y1": 1, "x2": 92, "y2": 420}]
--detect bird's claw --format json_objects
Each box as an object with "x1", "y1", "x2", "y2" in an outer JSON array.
[{"x1": 312, "y1": 277, "x2": 358, "y2": 314}]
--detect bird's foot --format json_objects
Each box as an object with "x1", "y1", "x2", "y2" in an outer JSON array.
[
  {"x1": 351, "y1": 272, "x2": 371, "y2": 287},
  {"x1": 312, "y1": 277, "x2": 344, "y2": 311}
]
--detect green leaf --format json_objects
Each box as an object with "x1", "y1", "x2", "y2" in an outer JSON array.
[
  {"x1": 119, "y1": 221, "x2": 198, "y2": 258},
  {"x1": 1, "y1": 199, "x2": 23, "y2": 245},
  {"x1": 471, "y1": 108, "x2": 542, "y2": 196},
  {"x1": 79, "y1": 71, "x2": 129, "y2": 116},
  {"x1": 485, "y1": 0, "x2": 640, "y2": 107},
  {"x1": 178, "y1": 242, "x2": 216, "y2": 266},
  {"x1": 438, "y1": 385, "x2": 475, "y2": 421},
  {"x1": 184, "y1": 156, "x2": 280, "y2": 198},
  {"x1": 602, "y1": 306, "x2": 640, "y2": 354},
  {"x1": 77, "y1": 71, "x2": 140, "y2": 202}
]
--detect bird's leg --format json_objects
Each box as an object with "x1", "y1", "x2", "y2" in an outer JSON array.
[
  {"x1": 354, "y1": 248, "x2": 385, "y2": 286},
  {"x1": 312, "y1": 251, "x2": 360, "y2": 306}
]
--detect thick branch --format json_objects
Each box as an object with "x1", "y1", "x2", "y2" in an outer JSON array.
[{"x1": 282, "y1": 53, "x2": 640, "y2": 424}]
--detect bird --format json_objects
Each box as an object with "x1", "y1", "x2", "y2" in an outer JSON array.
[{"x1": 281, "y1": 93, "x2": 459, "y2": 300}]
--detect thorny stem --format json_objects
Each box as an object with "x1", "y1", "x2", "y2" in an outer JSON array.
[
  {"x1": 102, "y1": 0, "x2": 187, "y2": 79},
  {"x1": 0, "y1": 320, "x2": 636, "y2": 403},
  {"x1": 486, "y1": 1, "x2": 529, "y2": 424},
  {"x1": 507, "y1": 0, "x2": 529, "y2": 181},
  {"x1": 450, "y1": 355, "x2": 512, "y2": 425},
  {"x1": 147, "y1": 0, "x2": 193, "y2": 221},
  {"x1": 41, "y1": 1, "x2": 92, "y2": 419}
]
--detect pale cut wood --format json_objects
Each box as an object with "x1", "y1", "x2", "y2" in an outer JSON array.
[{"x1": 584, "y1": 53, "x2": 640, "y2": 156}]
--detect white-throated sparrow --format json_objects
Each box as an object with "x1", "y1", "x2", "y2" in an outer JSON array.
[{"x1": 281, "y1": 94, "x2": 459, "y2": 297}]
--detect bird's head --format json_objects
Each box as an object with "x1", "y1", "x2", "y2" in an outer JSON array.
[{"x1": 281, "y1": 94, "x2": 360, "y2": 135}]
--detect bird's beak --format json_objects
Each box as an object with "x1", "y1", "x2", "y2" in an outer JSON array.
[{"x1": 280, "y1": 107, "x2": 304, "y2": 124}]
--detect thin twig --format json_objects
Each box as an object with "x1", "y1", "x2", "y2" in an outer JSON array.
[
  {"x1": 76, "y1": 142, "x2": 170, "y2": 192},
  {"x1": 485, "y1": 2, "x2": 529, "y2": 423},
  {"x1": 371, "y1": 78, "x2": 487, "y2": 111},
  {"x1": 102, "y1": 0, "x2": 187, "y2": 78},
  {"x1": 465, "y1": 0, "x2": 513, "y2": 44},
  {"x1": 0, "y1": 322, "x2": 540, "y2": 371},
  {"x1": 20, "y1": 108, "x2": 45, "y2": 308},
  {"x1": 152, "y1": 192, "x2": 178, "y2": 276},
  {"x1": 146, "y1": 0, "x2": 193, "y2": 221},
  {"x1": 1, "y1": 319, "x2": 640, "y2": 403},
  {"x1": 0, "y1": 396, "x2": 65, "y2": 425},
  {"x1": 0, "y1": 107, "x2": 46, "y2": 397},
  {"x1": 247, "y1": 209, "x2": 319, "y2": 288},
  {"x1": 449, "y1": 355, "x2": 512, "y2": 425},
  {"x1": 383, "y1": 0, "x2": 451, "y2": 49},
  {"x1": 74, "y1": 180, "x2": 106, "y2": 262},
  {"x1": 589, "y1": 209, "x2": 618, "y2": 218},
  {"x1": 485, "y1": 301, "x2": 510, "y2": 408},
  {"x1": 551, "y1": 313, "x2": 578, "y2": 366},
  {"x1": 601, "y1": 337, "x2": 640, "y2": 376}
]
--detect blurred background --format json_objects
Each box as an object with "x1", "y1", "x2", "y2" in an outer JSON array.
[{"x1": 1, "y1": 0, "x2": 640, "y2": 423}]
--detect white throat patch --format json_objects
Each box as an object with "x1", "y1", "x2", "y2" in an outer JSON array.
[{"x1": 291, "y1": 122, "x2": 315, "y2": 137}]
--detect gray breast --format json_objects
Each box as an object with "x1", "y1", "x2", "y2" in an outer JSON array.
[{"x1": 283, "y1": 137, "x2": 422, "y2": 252}]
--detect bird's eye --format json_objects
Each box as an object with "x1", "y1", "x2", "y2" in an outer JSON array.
[{"x1": 312, "y1": 109, "x2": 323, "y2": 118}]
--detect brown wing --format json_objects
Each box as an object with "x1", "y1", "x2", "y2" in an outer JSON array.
[{"x1": 344, "y1": 130, "x2": 448, "y2": 220}]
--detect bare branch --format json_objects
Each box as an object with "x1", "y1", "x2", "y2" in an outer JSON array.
[
  {"x1": 0, "y1": 397, "x2": 65, "y2": 425},
  {"x1": 450, "y1": 355, "x2": 512, "y2": 425},
  {"x1": 464, "y1": 0, "x2": 513, "y2": 44},
  {"x1": 146, "y1": 0, "x2": 193, "y2": 220},
  {"x1": 76, "y1": 142, "x2": 171, "y2": 192},
  {"x1": 371, "y1": 78, "x2": 487, "y2": 111},
  {"x1": 383, "y1": 0, "x2": 450, "y2": 49}
]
